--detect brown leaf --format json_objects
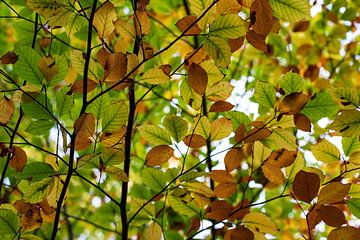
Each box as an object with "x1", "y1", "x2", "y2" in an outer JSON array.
[
  {"x1": 244, "y1": 127, "x2": 272, "y2": 143},
  {"x1": 39, "y1": 56, "x2": 58, "y2": 81},
  {"x1": 96, "y1": 48, "x2": 111, "y2": 67},
  {"x1": 93, "y1": 1, "x2": 116, "y2": 39},
  {"x1": 104, "y1": 52, "x2": 127, "y2": 82},
  {"x1": 328, "y1": 226, "x2": 360, "y2": 240},
  {"x1": 278, "y1": 92, "x2": 310, "y2": 115},
  {"x1": 206, "y1": 200, "x2": 233, "y2": 221},
  {"x1": 307, "y1": 208, "x2": 320, "y2": 235},
  {"x1": 224, "y1": 226, "x2": 254, "y2": 240},
  {"x1": 318, "y1": 182, "x2": 350, "y2": 205},
  {"x1": 234, "y1": 124, "x2": 246, "y2": 143},
  {"x1": 183, "y1": 134, "x2": 207, "y2": 148},
  {"x1": 228, "y1": 200, "x2": 250, "y2": 220},
  {"x1": 316, "y1": 205, "x2": 346, "y2": 227},
  {"x1": 224, "y1": 148, "x2": 244, "y2": 172},
  {"x1": 185, "y1": 48, "x2": 206, "y2": 65},
  {"x1": 0, "y1": 97, "x2": 15, "y2": 125},
  {"x1": 0, "y1": 51, "x2": 18, "y2": 64},
  {"x1": 246, "y1": 30, "x2": 267, "y2": 52},
  {"x1": 134, "y1": 10, "x2": 151, "y2": 36},
  {"x1": 209, "y1": 101, "x2": 234, "y2": 112},
  {"x1": 74, "y1": 113, "x2": 95, "y2": 151},
  {"x1": 175, "y1": 16, "x2": 202, "y2": 35},
  {"x1": 294, "y1": 113, "x2": 312, "y2": 132},
  {"x1": 186, "y1": 217, "x2": 200, "y2": 235},
  {"x1": 146, "y1": 145, "x2": 174, "y2": 166},
  {"x1": 250, "y1": 0, "x2": 274, "y2": 37},
  {"x1": 38, "y1": 199, "x2": 55, "y2": 215},
  {"x1": 228, "y1": 37, "x2": 245, "y2": 52},
  {"x1": 188, "y1": 63, "x2": 208, "y2": 95},
  {"x1": 262, "y1": 162, "x2": 285, "y2": 185},
  {"x1": 293, "y1": 20, "x2": 310, "y2": 32},
  {"x1": 268, "y1": 149, "x2": 297, "y2": 168},
  {"x1": 214, "y1": 182, "x2": 238, "y2": 198},
  {"x1": 209, "y1": 170, "x2": 236, "y2": 183},
  {"x1": 10, "y1": 146, "x2": 27, "y2": 171},
  {"x1": 292, "y1": 170, "x2": 320, "y2": 203},
  {"x1": 69, "y1": 79, "x2": 97, "y2": 94},
  {"x1": 159, "y1": 64, "x2": 172, "y2": 75},
  {"x1": 14, "y1": 200, "x2": 42, "y2": 231}
]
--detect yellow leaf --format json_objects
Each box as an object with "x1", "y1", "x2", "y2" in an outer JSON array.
[
  {"x1": 211, "y1": 118, "x2": 233, "y2": 141},
  {"x1": 243, "y1": 212, "x2": 279, "y2": 234},
  {"x1": 318, "y1": 182, "x2": 350, "y2": 205},
  {"x1": 0, "y1": 97, "x2": 15, "y2": 125},
  {"x1": 311, "y1": 140, "x2": 340, "y2": 163},
  {"x1": 93, "y1": 1, "x2": 117, "y2": 39},
  {"x1": 140, "y1": 68, "x2": 170, "y2": 84},
  {"x1": 144, "y1": 221, "x2": 162, "y2": 240}
]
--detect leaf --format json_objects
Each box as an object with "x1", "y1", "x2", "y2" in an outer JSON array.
[
  {"x1": 245, "y1": 127, "x2": 272, "y2": 143},
  {"x1": 329, "y1": 87, "x2": 360, "y2": 110},
  {"x1": 25, "y1": 120, "x2": 54, "y2": 136},
  {"x1": 294, "y1": 113, "x2": 311, "y2": 132},
  {"x1": 38, "y1": 56, "x2": 58, "y2": 81},
  {"x1": 23, "y1": 177, "x2": 53, "y2": 203},
  {"x1": 22, "y1": 94, "x2": 54, "y2": 120},
  {"x1": 183, "y1": 134, "x2": 207, "y2": 148},
  {"x1": 9, "y1": 147, "x2": 27, "y2": 172},
  {"x1": 316, "y1": 205, "x2": 346, "y2": 227},
  {"x1": 301, "y1": 92, "x2": 338, "y2": 122},
  {"x1": 134, "y1": 10, "x2": 151, "y2": 36},
  {"x1": 328, "y1": 110, "x2": 360, "y2": 137},
  {"x1": 74, "y1": 113, "x2": 95, "y2": 150},
  {"x1": 206, "y1": 200, "x2": 233, "y2": 221},
  {"x1": 163, "y1": 115, "x2": 188, "y2": 142},
  {"x1": 285, "y1": 152, "x2": 305, "y2": 181},
  {"x1": 250, "y1": 0, "x2": 274, "y2": 37},
  {"x1": 246, "y1": 30, "x2": 267, "y2": 52},
  {"x1": 207, "y1": 81, "x2": 234, "y2": 101},
  {"x1": 224, "y1": 148, "x2": 244, "y2": 172},
  {"x1": 243, "y1": 212, "x2": 278, "y2": 234},
  {"x1": 102, "y1": 102, "x2": 128, "y2": 133},
  {"x1": 180, "y1": 77, "x2": 202, "y2": 109},
  {"x1": 278, "y1": 92, "x2": 310, "y2": 115},
  {"x1": 103, "y1": 52, "x2": 127, "y2": 82},
  {"x1": 328, "y1": 226, "x2": 360, "y2": 240},
  {"x1": 138, "y1": 124, "x2": 172, "y2": 146},
  {"x1": 146, "y1": 145, "x2": 174, "y2": 167},
  {"x1": 0, "y1": 209, "x2": 20, "y2": 237},
  {"x1": 204, "y1": 36, "x2": 231, "y2": 67},
  {"x1": 167, "y1": 195, "x2": 199, "y2": 217},
  {"x1": 114, "y1": 18, "x2": 136, "y2": 39},
  {"x1": 311, "y1": 140, "x2": 340, "y2": 163},
  {"x1": 346, "y1": 198, "x2": 360, "y2": 219},
  {"x1": 46, "y1": 176, "x2": 63, "y2": 208},
  {"x1": 188, "y1": 63, "x2": 208, "y2": 95},
  {"x1": 349, "y1": 184, "x2": 360, "y2": 198},
  {"x1": 93, "y1": 1, "x2": 116, "y2": 39},
  {"x1": 214, "y1": 182, "x2": 238, "y2": 198},
  {"x1": 0, "y1": 51, "x2": 18, "y2": 64},
  {"x1": 342, "y1": 136, "x2": 360, "y2": 156},
  {"x1": 183, "y1": 182, "x2": 215, "y2": 198},
  {"x1": 193, "y1": 116, "x2": 211, "y2": 139},
  {"x1": 17, "y1": 162, "x2": 54, "y2": 181},
  {"x1": 106, "y1": 166, "x2": 129, "y2": 182},
  {"x1": 175, "y1": 15, "x2": 202, "y2": 35},
  {"x1": 140, "y1": 68, "x2": 170, "y2": 84},
  {"x1": 186, "y1": 218, "x2": 200, "y2": 235},
  {"x1": 142, "y1": 168, "x2": 166, "y2": 192},
  {"x1": 210, "y1": 14, "x2": 248, "y2": 38},
  {"x1": 262, "y1": 162, "x2": 285, "y2": 185},
  {"x1": 263, "y1": 128, "x2": 297, "y2": 151},
  {"x1": 292, "y1": 170, "x2": 320, "y2": 203},
  {"x1": 200, "y1": 60, "x2": 224, "y2": 85},
  {"x1": 210, "y1": 118, "x2": 233, "y2": 141},
  {"x1": 144, "y1": 221, "x2": 162, "y2": 240},
  {"x1": 13, "y1": 45, "x2": 42, "y2": 85},
  {"x1": 254, "y1": 81, "x2": 276, "y2": 111},
  {"x1": 0, "y1": 97, "x2": 15, "y2": 125},
  {"x1": 318, "y1": 182, "x2": 350, "y2": 205},
  {"x1": 209, "y1": 170, "x2": 236, "y2": 183},
  {"x1": 253, "y1": 142, "x2": 272, "y2": 169},
  {"x1": 209, "y1": 101, "x2": 234, "y2": 112},
  {"x1": 269, "y1": 0, "x2": 311, "y2": 22},
  {"x1": 224, "y1": 226, "x2": 254, "y2": 240},
  {"x1": 55, "y1": 88, "x2": 73, "y2": 117},
  {"x1": 279, "y1": 72, "x2": 305, "y2": 94}
]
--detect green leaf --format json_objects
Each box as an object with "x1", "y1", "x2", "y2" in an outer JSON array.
[
  {"x1": 102, "y1": 102, "x2": 128, "y2": 133},
  {"x1": 100, "y1": 149, "x2": 124, "y2": 166},
  {"x1": 200, "y1": 60, "x2": 224, "y2": 86},
  {"x1": 167, "y1": 195, "x2": 199, "y2": 217},
  {"x1": 342, "y1": 136, "x2": 360, "y2": 156},
  {"x1": 23, "y1": 177, "x2": 53, "y2": 203},
  {"x1": 209, "y1": 14, "x2": 248, "y2": 38},
  {"x1": 22, "y1": 94, "x2": 54, "y2": 120},
  {"x1": 253, "y1": 142, "x2": 272, "y2": 169},
  {"x1": 25, "y1": 119, "x2": 54, "y2": 135},
  {"x1": 328, "y1": 110, "x2": 360, "y2": 137},
  {"x1": 13, "y1": 45, "x2": 42, "y2": 85},
  {"x1": 180, "y1": 78, "x2": 202, "y2": 110},
  {"x1": 279, "y1": 72, "x2": 305, "y2": 94},
  {"x1": 88, "y1": 92, "x2": 110, "y2": 120},
  {"x1": 0, "y1": 209, "x2": 20, "y2": 237},
  {"x1": 347, "y1": 198, "x2": 360, "y2": 219},
  {"x1": 207, "y1": 81, "x2": 234, "y2": 101},
  {"x1": 138, "y1": 124, "x2": 172, "y2": 146},
  {"x1": 49, "y1": 55, "x2": 69, "y2": 87},
  {"x1": 142, "y1": 168, "x2": 166, "y2": 192},
  {"x1": 204, "y1": 36, "x2": 231, "y2": 67},
  {"x1": 286, "y1": 152, "x2": 305, "y2": 181},
  {"x1": 269, "y1": 0, "x2": 311, "y2": 22},
  {"x1": 254, "y1": 81, "x2": 276, "y2": 112},
  {"x1": 55, "y1": 88, "x2": 73, "y2": 117},
  {"x1": 263, "y1": 128, "x2": 297, "y2": 151},
  {"x1": 329, "y1": 87, "x2": 360, "y2": 110},
  {"x1": 16, "y1": 162, "x2": 54, "y2": 181},
  {"x1": 227, "y1": 111, "x2": 251, "y2": 131},
  {"x1": 301, "y1": 92, "x2": 338, "y2": 122},
  {"x1": 193, "y1": 116, "x2": 211, "y2": 139},
  {"x1": 349, "y1": 184, "x2": 360, "y2": 198},
  {"x1": 140, "y1": 68, "x2": 170, "y2": 84},
  {"x1": 311, "y1": 140, "x2": 340, "y2": 163},
  {"x1": 163, "y1": 115, "x2": 188, "y2": 142}
]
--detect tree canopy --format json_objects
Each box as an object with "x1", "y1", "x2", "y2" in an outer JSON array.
[{"x1": 0, "y1": 0, "x2": 360, "y2": 239}]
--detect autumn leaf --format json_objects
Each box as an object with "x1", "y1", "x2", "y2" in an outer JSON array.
[
  {"x1": 318, "y1": 182, "x2": 350, "y2": 205},
  {"x1": 74, "y1": 113, "x2": 95, "y2": 151},
  {"x1": 145, "y1": 145, "x2": 174, "y2": 166},
  {"x1": 176, "y1": 16, "x2": 202, "y2": 35},
  {"x1": 292, "y1": 170, "x2": 320, "y2": 203},
  {"x1": 9, "y1": 147, "x2": 27, "y2": 172},
  {"x1": 93, "y1": 1, "x2": 116, "y2": 39},
  {"x1": 316, "y1": 205, "x2": 346, "y2": 227},
  {"x1": 0, "y1": 97, "x2": 15, "y2": 125},
  {"x1": 188, "y1": 62, "x2": 208, "y2": 95}
]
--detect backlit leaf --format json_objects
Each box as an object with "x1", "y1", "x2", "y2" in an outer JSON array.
[
  {"x1": 210, "y1": 14, "x2": 248, "y2": 38},
  {"x1": 318, "y1": 182, "x2": 350, "y2": 205},
  {"x1": 292, "y1": 170, "x2": 320, "y2": 203},
  {"x1": 0, "y1": 97, "x2": 15, "y2": 125},
  {"x1": 311, "y1": 140, "x2": 340, "y2": 163},
  {"x1": 328, "y1": 110, "x2": 360, "y2": 137},
  {"x1": 138, "y1": 124, "x2": 172, "y2": 146},
  {"x1": 163, "y1": 115, "x2": 188, "y2": 142},
  {"x1": 146, "y1": 145, "x2": 174, "y2": 167},
  {"x1": 93, "y1": 1, "x2": 116, "y2": 39},
  {"x1": 243, "y1": 212, "x2": 278, "y2": 234},
  {"x1": 269, "y1": 0, "x2": 311, "y2": 22}
]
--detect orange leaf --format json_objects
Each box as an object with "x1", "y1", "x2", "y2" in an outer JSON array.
[
  {"x1": 262, "y1": 162, "x2": 285, "y2": 185},
  {"x1": 278, "y1": 92, "x2": 310, "y2": 115},
  {"x1": 244, "y1": 127, "x2": 272, "y2": 143},
  {"x1": 250, "y1": 0, "x2": 274, "y2": 37},
  {"x1": 0, "y1": 96, "x2": 15, "y2": 125},
  {"x1": 229, "y1": 200, "x2": 250, "y2": 221},
  {"x1": 294, "y1": 113, "x2": 312, "y2": 132},
  {"x1": 70, "y1": 79, "x2": 97, "y2": 94},
  {"x1": 14, "y1": 200, "x2": 42, "y2": 231},
  {"x1": 188, "y1": 63, "x2": 208, "y2": 95},
  {"x1": 175, "y1": 16, "x2": 202, "y2": 35},
  {"x1": 234, "y1": 124, "x2": 246, "y2": 143},
  {"x1": 206, "y1": 200, "x2": 233, "y2": 221},
  {"x1": 104, "y1": 52, "x2": 128, "y2": 82},
  {"x1": 224, "y1": 148, "x2": 244, "y2": 172},
  {"x1": 10, "y1": 146, "x2": 27, "y2": 171},
  {"x1": 268, "y1": 149, "x2": 297, "y2": 168},
  {"x1": 318, "y1": 182, "x2": 350, "y2": 205},
  {"x1": 224, "y1": 226, "x2": 254, "y2": 240},
  {"x1": 209, "y1": 170, "x2": 236, "y2": 183},
  {"x1": 146, "y1": 145, "x2": 174, "y2": 166},
  {"x1": 74, "y1": 113, "x2": 95, "y2": 151},
  {"x1": 214, "y1": 182, "x2": 238, "y2": 198},
  {"x1": 292, "y1": 170, "x2": 320, "y2": 203},
  {"x1": 209, "y1": 101, "x2": 234, "y2": 112},
  {"x1": 183, "y1": 134, "x2": 206, "y2": 148},
  {"x1": 316, "y1": 205, "x2": 346, "y2": 227},
  {"x1": 328, "y1": 226, "x2": 360, "y2": 240}
]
